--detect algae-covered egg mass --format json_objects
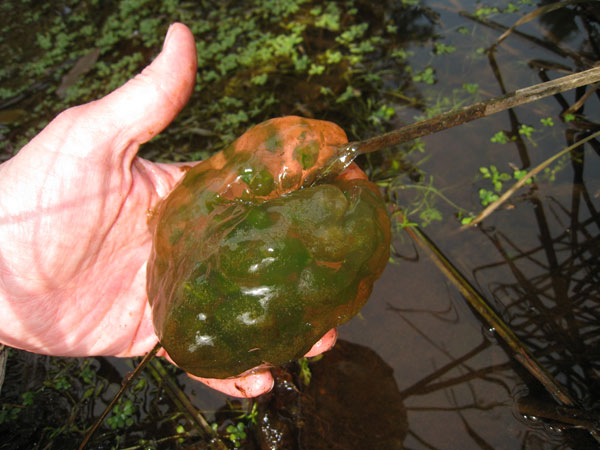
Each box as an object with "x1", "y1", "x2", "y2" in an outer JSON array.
[{"x1": 147, "y1": 116, "x2": 391, "y2": 379}]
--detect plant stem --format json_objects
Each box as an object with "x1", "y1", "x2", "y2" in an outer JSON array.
[
  {"x1": 344, "y1": 66, "x2": 600, "y2": 155},
  {"x1": 147, "y1": 358, "x2": 227, "y2": 448},
  {"x1": 517, "y1": 396, "x2": 600, "y2": 442},
  {"x1": 0, "y1": 345, "x2": 7, "y2": 396},
  {"x1": 78, "y1": 343, "x2": 161, "y2": 450},
  {"x1": 491, "y1": 0, "x2": 593, "y2": 51},
  {"x1": 459, "y1": 9, "x2": 592, "y2": 66},
  {"x1": 464, "y1": 129, "x2": 600, "y2": 228}
]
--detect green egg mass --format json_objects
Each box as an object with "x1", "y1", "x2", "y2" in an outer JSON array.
[{"x1": 147, "y1": 116, "x2": 390, "y2": 379}]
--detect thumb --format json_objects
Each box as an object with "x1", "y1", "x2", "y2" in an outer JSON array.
[
  {"x1": 98, "y1": 22, "x2": 197, "y2": 148},
  {"x1": 25, "y1": 23, "x2": 197, "y2": 162}
]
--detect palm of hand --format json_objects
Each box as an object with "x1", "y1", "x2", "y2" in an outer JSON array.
[
  {"x1": 0, "y1": 111, "x2": 174, "y2": 357},
  {"x1": 0, "y1": 24, "x2": 299, "y2": 397}
]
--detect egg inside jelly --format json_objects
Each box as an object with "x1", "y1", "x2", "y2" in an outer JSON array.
[{"x1": 147, "y1": 116, "x2": 390, "y2": 378}]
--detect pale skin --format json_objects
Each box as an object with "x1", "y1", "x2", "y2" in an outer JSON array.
[{"x1": 0, "y1": 23, "x2": 351, "y2": 398}]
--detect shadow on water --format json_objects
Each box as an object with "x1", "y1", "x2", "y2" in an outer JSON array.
[
  {"x1": 251, "y1": 340, "x2": 408, "y2": 450},
  {"x1": 1, "y1": 1, "x2": 600, "y2": 449}
]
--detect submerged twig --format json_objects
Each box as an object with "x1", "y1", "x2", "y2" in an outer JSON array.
[
  {"x1": 345, "y1": 66, "x2": 600, "y2": 155},
  {"x1": 460, "y1": 8, "x2": 592, "y2": 67},
  {"x1": 0, "y1": 345, "x2": 7, "y2": 396},
  {"x1": 463, "y1": 129, "x2": 600, "y2": 228},
  {"x1": 565, "y1": 82, "x2": 600, "y2": 115},
  {"x1": 147, "y1": 358, "x2": 227, "y2": 448},
  {"x1": 491, "y1": 0, "x2": 593, "y2": 51},
  {"x1": 78, "y1": 343, "x2": 161, "y2": 450},
  {"x1": 401, "y1": 222, "x2": 578, "y2": 407},
  {"x1": 518, "y1": 396, "x2": 600, "y2": 441}
]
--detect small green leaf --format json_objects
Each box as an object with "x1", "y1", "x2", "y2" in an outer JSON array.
[
  {"x1": 505, "y1": 2, "x2": 520, "y2": 13},
  {"x1": 298, "y1": 357, "x2": 312, "y2": 386},
  {"x1": 518, "y1": 124, "x2": 535, "y2": 137},
  {"x1": 336, "y1": 85, "x2": 360, "y2": 103},
  {"x1": 419, "y1": 207, "x2": 442, "y2": 225},
  {"x1": 462, "y1": 82, "x2": 479, "y2": 94},
  {"x1": 434, "y1": 42, "x2": 456, "y2": 55},
  {"x1": 540, "y1": 117, "x2": 554, "y2": 127},
  {"x1": 22, "y1": 391, "x2": 35, "y2": 406},
  {"x1": 490, "y1": 131, "x2": 509, "y2": 144},
  {"x1": 513, "y1": 169, "x2": 533, "y2": 184},
  {"x1": 82, "y1": 387, "x2": 95, "y2": 401},
  {"x1": 474, "y1": 7, "x2": 499, "y2": 18},
  {"x1": 308, "y1": 64, "x2": 325, "y2": 76},
  {"x1": 479, "y1": 188, "x2": 499, "y2": 206},
  {"x1": 251, "y1": 73, "x2": 268, "y2": 85},
  {"x1": 325, "y1": 49, "x2": 342, "y2": 64},
  {"x1": 412, "y1": 67, "x2": 435, "y2": 84}
]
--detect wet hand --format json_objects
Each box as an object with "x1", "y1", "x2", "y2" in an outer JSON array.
[{"x1": 0, "y1": 23, "x2": 338, "y2": 398}]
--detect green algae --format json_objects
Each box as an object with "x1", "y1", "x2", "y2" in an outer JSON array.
[{"x1": 147, "y1": 117, "x2": 390, "y2": 378}]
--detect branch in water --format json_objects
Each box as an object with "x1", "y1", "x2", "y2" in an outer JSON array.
[{"x1": 346, "y1": 66, "x2": 600, "y2": 155}]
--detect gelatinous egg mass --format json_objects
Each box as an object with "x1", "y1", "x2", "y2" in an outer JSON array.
[{"x1": 147, "y1": 116, "x2": 390, "y2": 378}]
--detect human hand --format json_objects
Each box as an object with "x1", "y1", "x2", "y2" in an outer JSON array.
[{"x1": 0, "y1": 23, "x2": 346, "y2": 397}]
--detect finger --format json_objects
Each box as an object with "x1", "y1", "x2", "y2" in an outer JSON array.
[
  {"x1": 188, "y1": 370, "x2": 275, "y2": 398},
  {"x1": 185, "y1": 327, "x2": 336, "y2": 397},
  {"x1": 158, "y1": 347, "x2": 275, "y2": 398},
  {"x1": 337, "y1": 162, "x2": 368, "y2": 181},
  {"x1": 186, "y1": 329, "x2": 338, "y2": 397},
  {"x1": 98, "y1": 22, "x2": 197, "y2": 147},
  {"x1": 30, "y1": 23, "x2": 197, "y2": 162},
  {"x1": 304, "y1": 328, "x2": 338, "y2": 357}
]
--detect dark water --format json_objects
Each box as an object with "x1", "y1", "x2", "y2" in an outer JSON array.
[
  {"x1": 1, "y1": 1, "x2": 599, "y2": 449},
  {"x1": 346, "y1": 2, "x2": 600, "y2": 448}
]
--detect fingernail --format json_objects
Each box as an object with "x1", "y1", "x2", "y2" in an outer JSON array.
[
  {"x1": 267, "y1": 376, "x2": 275, "y2": 393},
  {"x1": 163, "y1": 23, "x2": 176, "y2": 49}
]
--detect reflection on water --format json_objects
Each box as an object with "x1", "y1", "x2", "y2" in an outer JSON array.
[{"x1": 477, "y1": 185, "x2": 600, "y2": 405}]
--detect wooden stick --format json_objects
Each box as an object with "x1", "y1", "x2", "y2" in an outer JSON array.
[
  {"x1": 147, "y1": 358, "x2": 227, "y2": 448},
  {"x1": 464, "y1": 129, "x2": 600, "y2": 228},
  {"x1": 491, "y1": 0, "x2": 593, "y2": 50},
  {"x1": 348, "y1": 66, "x2": 600, "y2": 155},
  {"x1": 78, "y1": 343, "x2": 161, "y2": 450}
]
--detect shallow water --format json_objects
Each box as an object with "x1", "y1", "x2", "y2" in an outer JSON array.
[{"x1": 1, "y1": 1, "x2": 599, "y2": 449}]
